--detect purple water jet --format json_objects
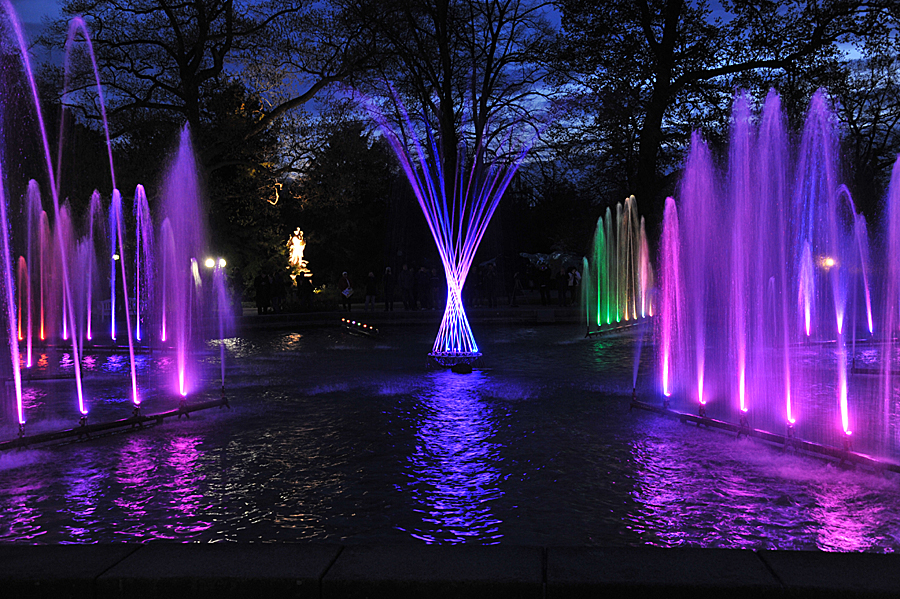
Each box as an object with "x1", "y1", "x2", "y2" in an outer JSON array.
[
  {"x1": 0, "y1": 4, "x2": 223, "y2": 431},
  {"x1": 658, "y1": 89, "x2": 896, "y2": 455},
  {"x1": 159, "y1": 126, "x2": 209, "y2": 397},
  {"x1": 133, "y1": 185, "x2": 153, "y2": 343},
  {"x1": 371, "y1": 96, "x2": 531, "y2": 365}
]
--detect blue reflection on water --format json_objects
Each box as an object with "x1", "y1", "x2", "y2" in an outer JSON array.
[
  {"x1": 399, "y1": 370, "x2": 504, "y2": 544},
  {"x1": 62, "y1": 457, "x2": 103, "y2": 541},
  {"x1": 103, "y1": 354, "x2": 128, "y2": 373}
]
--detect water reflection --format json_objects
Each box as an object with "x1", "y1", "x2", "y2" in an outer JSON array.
[
  {"x1": 103, "y1": 354, "x2": 128, "y2": 373},
  {"x1": 62, "y1": 456, "x2": 104, "y2": 540},
  {"x1": 0, "y1": 464, "x2": 45, "y2": 541},
  {"x1": 400, "y1": 370, "x2": 504, "y2": 544},
  {"x1": 21, "y1": 387, "x2": 44, "y2": 410},
  {"x1": 113, "y1": 435, "x2": 157, "y2": 537},
  {"x1": 810, "y1": 478, "x2": 892, "y2": 551},
  {"x1": 166, "y1": 435, "x2": 213, "y2": 537}
]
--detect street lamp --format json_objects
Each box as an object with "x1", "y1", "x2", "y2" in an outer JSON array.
[{"x1": 204, "y1": 257, "x2": 227, "y2": 269}]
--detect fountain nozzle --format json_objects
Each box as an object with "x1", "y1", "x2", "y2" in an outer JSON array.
[
  {"x1": 738, "y1": 412, "x2": 750, "y2": 438},
  {"x1": 178, "y1": 398, "x2": 190, "y2": 419}
]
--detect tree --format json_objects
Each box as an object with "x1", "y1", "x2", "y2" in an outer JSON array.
[
  {"x1": 837, "y1": 46, "x2": 900, "y2": 216},
  {"x1": 363, "y1": 0, "x2": 555, "y2": 198},
  {"x1": 286, "y1": 121, "x2": 396, "y2": 284},
  {"x1": 202, "y1": 79, "x2": 287, "y2": 289},
  {"x1": 43, "y1": 0, "x2": 377, "y2": 174},
  {"x1": 555, "y1": 0, "x2": 897, "y2": 212}
]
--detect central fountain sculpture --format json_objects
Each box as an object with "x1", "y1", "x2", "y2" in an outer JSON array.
[
  {"x1": 372, "y1": 98, "x2": 532, "y2": 366},
  {"x1": 0, "y1": 3, "x2": 230, "y2": 435},
  {"x1": 657, "y1": 89, "x2": 900, "y2": 458}
]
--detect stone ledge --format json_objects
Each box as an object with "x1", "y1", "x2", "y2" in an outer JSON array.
[
  {"x1": 97, "y1": 543, "x2": 341, "y2": 599},
  {"x1": 0, "y1": 544, "x2": 140, "y2": 599},
  {"x1": 321, "y1": 544, "x2": 543, "y2": 599},
  {"x1": 2, "y1": 544, "x2": 900, "y2": 599},
  {"x1": 546, "y1": 546, "x2": 780, "y2": 599},
  {"x1": 759, "y1": 549, "x2": 900, "y2": 598}
]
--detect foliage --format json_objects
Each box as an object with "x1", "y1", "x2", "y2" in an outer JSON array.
[
  {"x1": 42, "y1": 0, "x2": 376, "y2": 173},
  {"x1": 837, "y1": 49, "x2": 900, "y2": 217},
  {"x1": 39, "y1": 0, "x2": 383, "y2": 287},
  {"x1": 286, "y1": 121, "x2": 396, "y2": 285},
  {"x1": 553, "y1": 0, "x2": 898, "y2": 215},
  {"x1": 360, "y1": 0, "x2": 555, "y2": 187}
]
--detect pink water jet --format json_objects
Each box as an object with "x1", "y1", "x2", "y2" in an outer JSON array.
[
  {"x1": 0, "y1": 4, "x2": 223, "y2": 430},
  {"x1": 658, "y1": 89, "x2": 893, "y2": 452}
]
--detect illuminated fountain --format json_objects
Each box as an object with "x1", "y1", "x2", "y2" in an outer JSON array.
[
  {"x1": 657, "y1": 89, "x2": 899, "y2": 458},
  {"x1": 373, "y1": 102, "x2": 531, "y2": 366},
  {"x1": 582, "y1": 195, "x2": 654, "y2": 334},
  {"x1": 0, "y1": 4, "x2": 229, "y2": 437}
]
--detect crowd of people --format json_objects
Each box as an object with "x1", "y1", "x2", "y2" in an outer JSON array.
[
  {"x1": 335, "y1": 264, "x2": 446, "y2": 312},
  {"x1": 252, "y1": 271, "x2": 315, "y2": 315},
  {"x1": 330, "y1": 262, "x2": 582, "y2": 312},
  {"x1": 248, "y1": 260, "x2": 582, "y2": 315}
]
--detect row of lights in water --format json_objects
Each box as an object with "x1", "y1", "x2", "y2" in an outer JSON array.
[{"x1": 341, "y1": 318, "x2": 378, "y2": 333}]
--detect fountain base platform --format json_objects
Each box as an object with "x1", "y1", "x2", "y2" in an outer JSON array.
[
  {"x1": 586, "y1": 316, "x2": 652, "y2": 337},
  {"x1": 429, "y1": 351, "x2": 482, "y2": 367},
  {"x1": 630, "y1": 399, "x2": 900, "y2": 476},
  {"x1": 0, "y1": 396, "x2": 230, "y2": 451}
]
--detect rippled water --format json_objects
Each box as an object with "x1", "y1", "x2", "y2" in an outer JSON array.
[{"x1": 1, "y1": 322, "x2": 899, "y2": 550}]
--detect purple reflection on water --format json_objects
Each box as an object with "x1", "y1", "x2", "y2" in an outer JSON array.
[
  {"x1": 62, "y1": 459, "x2": 103, "y2": 540},
  {"x1": 103, "y1": 354, "x2": 127, "y2": 373},
  {"x1": 626, "y1": 423, "x2": 900, "y2": 551},
  {"x1": 113, "y1": 435, "x2": 156, "y2": 526},
  {"x1": 399, "y1": 370, "x2": 504, "y2": 544},
  {"x1": 166, "y1": 435, "x2": 213, "y2": 536},
  {"x1": 21, "y1": 387, "x2": 44, "y2": 410}
]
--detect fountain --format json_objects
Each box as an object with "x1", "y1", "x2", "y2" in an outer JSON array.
[
  {"x1": 655, "y1": 89, "x2": 900, "y2": 462},
  {"x1": 0, "y1": 4, "x2": 231, "y2": 440},
  {"x1": 582, "y1": 195, "x2": 654, "y2": 335},
  {"x1": 371, "y1": 96, "x2": 532, "y2": 366}
]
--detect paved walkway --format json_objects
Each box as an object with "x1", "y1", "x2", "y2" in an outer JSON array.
[{"x1": 1, "y1": 543, "x2": 897, "y2": 598}]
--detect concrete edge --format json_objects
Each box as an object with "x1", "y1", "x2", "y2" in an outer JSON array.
[{"x1": 0, "y1": 544, "x2": 897, "y2": 599}]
